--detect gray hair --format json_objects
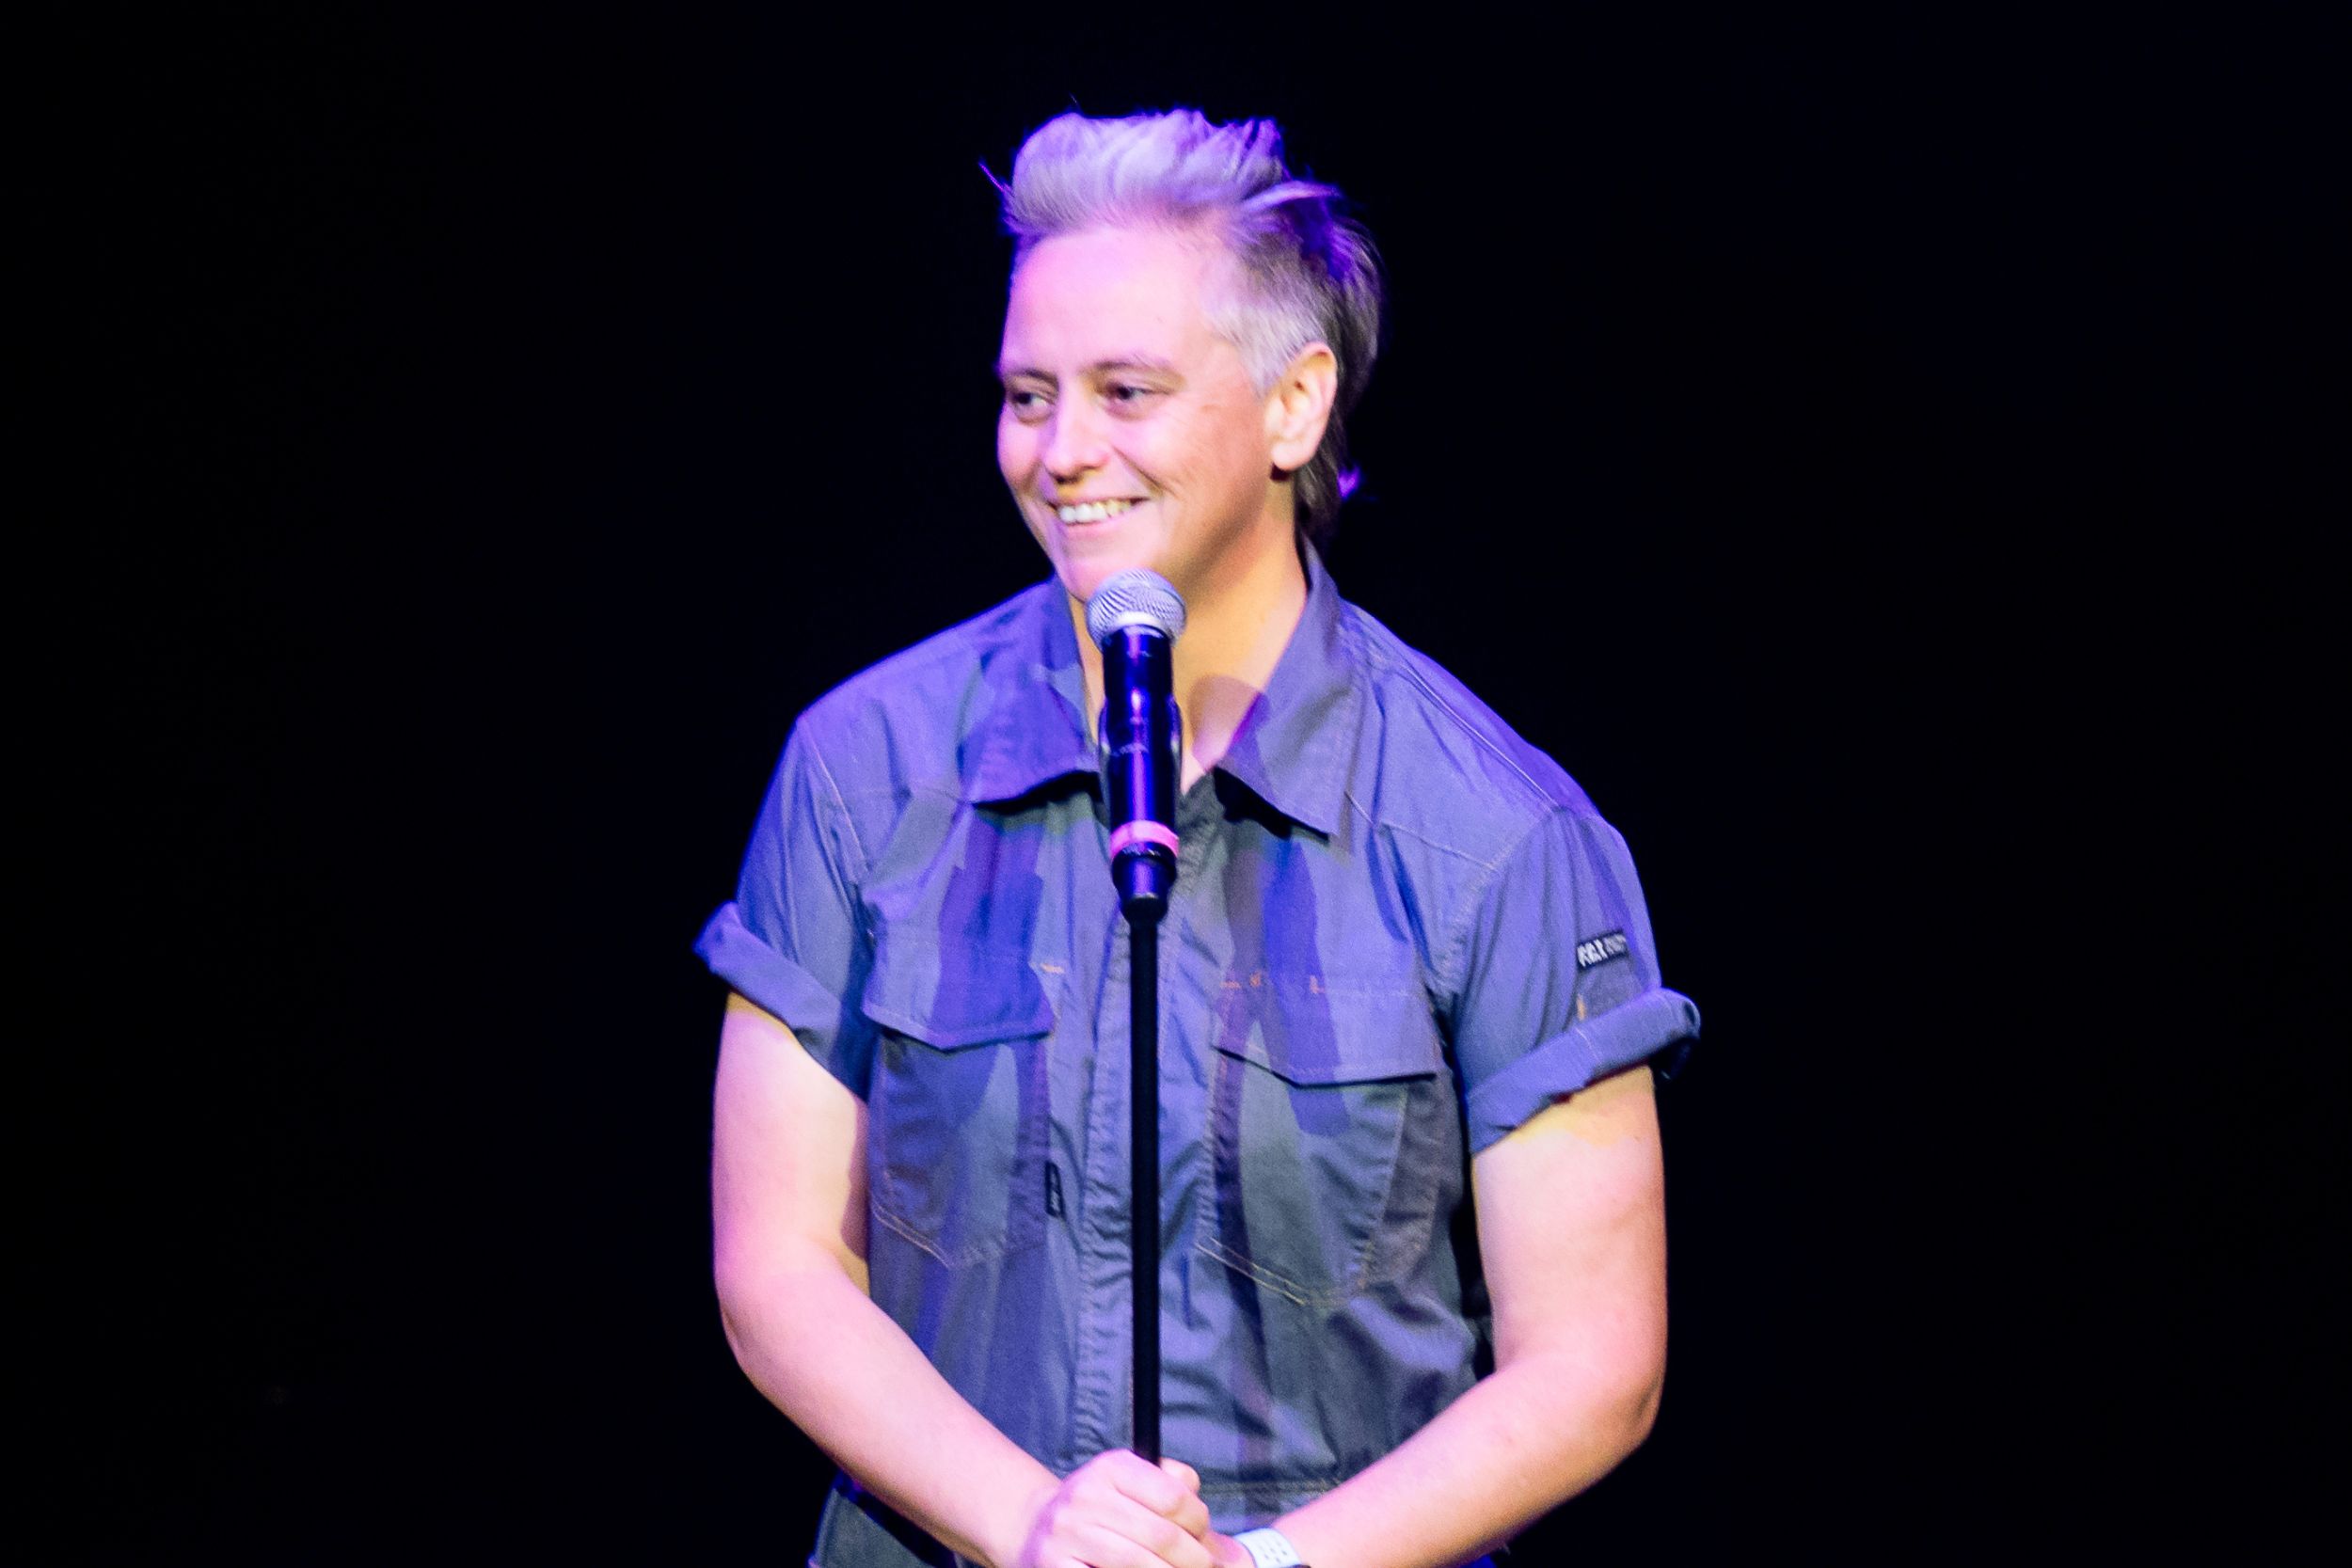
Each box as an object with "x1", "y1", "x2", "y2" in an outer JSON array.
[{"x1": 999, "y1": 109, "x2": 1382, "y2": 546}]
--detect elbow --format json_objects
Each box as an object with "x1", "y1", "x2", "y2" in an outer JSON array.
[
  {"x1": 713, "y1": 1256, "x2": 758, "y2": 1371},
  {"x1": 712, "y1": 1235, "x2": 800, "y2": 1373},
  {"x1": 715, "y1": 1285, "x2": 755, "y2": 1371},
  {"x1": 1493, "y1": 1342, "x2": 1666, "y2": 1494},
  {"x1": 1553, "y1": 1366, "x2": 1660, "y2": 1496},
  {"x1": 711, "y1": 1237, "x2": 862, "y2": 1378},
  {"x1": 1593, "y1": 1317, "x2": 1668, "y2": 1461},
  {"x1": 1605, "y1": 1337, "x2": 1668, "y2": 1459},
  {"x1": 1622, "y1": 1368, "x2": 1663, "y2": 1453},
  {"x1": 1535, "y1": 1348, "x2": 1665, "y2": 1476}
]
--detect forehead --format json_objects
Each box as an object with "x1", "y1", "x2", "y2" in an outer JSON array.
[{"x1": 999, "y1": 225, "x2": 1231, "y2": 365}]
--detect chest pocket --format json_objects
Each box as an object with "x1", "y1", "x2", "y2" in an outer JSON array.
[
  {"x1": 859, "y1": 929, "x2": 1057, "y2": 1269},
  {"x1": 1195, "y1": 969, "x2": 1453, "y2": 1307}
]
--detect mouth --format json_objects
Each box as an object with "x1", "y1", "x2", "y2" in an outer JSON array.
[{"x1": 1052, "y1": 498, "x2": 1142, "y2": 526}]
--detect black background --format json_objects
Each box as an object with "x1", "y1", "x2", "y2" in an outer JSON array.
[{"x1": 40, "y1": 9, "x2": 2336, "y2": 1563}]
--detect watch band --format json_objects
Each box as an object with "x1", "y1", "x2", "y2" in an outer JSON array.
[{"x1": 1232, "y1": 1526, "x2": 1307, "y2": 1567}]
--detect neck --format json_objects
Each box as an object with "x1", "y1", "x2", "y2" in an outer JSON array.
[{"x1": 1072, "y1": 530, "x2": 1309, "y2": 792}]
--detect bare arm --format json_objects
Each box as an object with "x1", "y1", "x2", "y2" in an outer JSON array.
[
  {"x1": 1258, "y1": 1063, "x2": 1669, "y2": 1568},
  {"x1": 712, "y1": 992, "x2": 1215, "y2": 1568}
]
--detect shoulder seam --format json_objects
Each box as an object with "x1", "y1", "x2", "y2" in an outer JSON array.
[
  {"x1": 1372, "y1": 811, "x2": 1514, "y2": 871},
  {"x1": 1431, "y1": 808, "x2": 1575, "y2": 1004},
  {"x1": 1333, "y1": 607, "x2": 1593, "y2": 1002},
  {"x1": 1344, "y1": 607, "x2": 1564, "y2": 817}
]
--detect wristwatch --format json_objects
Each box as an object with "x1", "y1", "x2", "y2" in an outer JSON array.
[{"x1": 1232, "y1": 1527, "x2": 1308, "y2": 1567}]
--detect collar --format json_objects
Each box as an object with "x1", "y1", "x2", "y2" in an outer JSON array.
[
  {"x1": 959, "y1": 582, "x2": 1097, "y2": 805},
  {"x1": 1211, "y1": 544, "x2": 1359, "y2": 836},
  {"x1": 960, "y1": 546, "x2": 1363, "y2": 836}
]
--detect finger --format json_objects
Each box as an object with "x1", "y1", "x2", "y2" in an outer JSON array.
[
  {"x1": 1168, "y1": 1490, "x2": 1211, "y2": 1540},
  {"x1": 1057, "y1": 1486, "x2": 1215, "y2": 1568},
  {"x1": 1135, "y1": 1497, "x2": 1216, "y2": 1568},
  {"x1": 1105, "y1": 1449, "x2": 1204, "y2": 1519},
  {"x1": 1053, "y1": 1462, "x2": 1192, "y2": 1550},
  {"x1": 1154, "y1": 1459, "x2": 1208, "y2": 1535},
  {"x1": 1073, "y1": 1513, "x2": 1215, "y2": 1568}
]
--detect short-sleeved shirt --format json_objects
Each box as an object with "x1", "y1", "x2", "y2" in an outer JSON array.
[{"x1": 698, "y1": 551, "x2": 1698, "y2": 1562}]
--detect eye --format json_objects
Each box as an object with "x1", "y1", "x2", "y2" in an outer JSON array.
[
  {"x1": 1104, "y1": 382, "x2": 1163, "y2": 412},
  {"x1": 1003, "y1": 386, "x2": 1052, "y2": 423}
]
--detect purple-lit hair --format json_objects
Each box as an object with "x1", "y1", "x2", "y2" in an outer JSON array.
[{"x1": 1000, "y1": 109, "x2": 1382, "y2": 546}]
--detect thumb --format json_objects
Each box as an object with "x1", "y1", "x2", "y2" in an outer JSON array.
[{"x1": 1158, "y1": 1457, "x2": 1200, "y2": 1491}]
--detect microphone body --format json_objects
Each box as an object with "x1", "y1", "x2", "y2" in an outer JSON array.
[{"x1": 1085, "y1": 570, "x2": 1186, "y2": 922}]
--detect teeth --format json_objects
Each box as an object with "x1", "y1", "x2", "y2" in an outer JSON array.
[{"x1": 1056, "y1": 499, "x2": 1137, "y2": 525}]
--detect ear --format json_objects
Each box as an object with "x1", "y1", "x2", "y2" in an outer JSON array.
[{"x1": 1264, "y1": 342, "x2": 1339, "y2": 472}]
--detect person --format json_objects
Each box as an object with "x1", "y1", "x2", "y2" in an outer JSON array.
[{"x1": 699, "y1": 108, "x2": 1699, "y2": 1568}]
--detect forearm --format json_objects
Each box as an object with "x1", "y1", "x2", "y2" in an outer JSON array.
[
  {"x1": 1269, "y1": 1351, "x2": 1660, "y2": 1568},
  {"x1": 718, "y1": 1247, "x2": 1056, "y2": 1568}
]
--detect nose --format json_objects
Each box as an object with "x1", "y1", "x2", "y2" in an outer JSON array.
[{"x1": 1041, "y1": 399, "x2": 1108, "y2": 483}]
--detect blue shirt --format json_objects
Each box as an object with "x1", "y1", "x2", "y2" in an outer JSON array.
[{"x1": 699, "y1": 553, "x2": 1698, "y2": 1561}]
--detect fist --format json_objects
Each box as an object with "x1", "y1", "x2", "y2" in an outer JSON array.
[{"x1": 1014, "y1": 1451, "x2": 1216, "y2": 1568}]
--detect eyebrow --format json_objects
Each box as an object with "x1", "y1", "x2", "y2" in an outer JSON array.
[{"x1": 994, "y1": 355, "x2": 1182, "y2": 382}]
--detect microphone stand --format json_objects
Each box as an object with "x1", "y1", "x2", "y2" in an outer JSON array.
[
  {"x1": 1097, "y1": 614, "x2": 1181, "y2": 1465},
  {"x1": 1126, "y1": 906, "x2": 1162, "y2": 1465}
]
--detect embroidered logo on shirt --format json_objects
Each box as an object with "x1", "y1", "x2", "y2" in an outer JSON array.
[{"x1": 1575, "y1": 930, "x2": 1630, "y2": 970}]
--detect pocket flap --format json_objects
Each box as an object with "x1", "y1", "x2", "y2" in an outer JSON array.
[
  {"x1": 858, "y1": 929, "x2": 1056, "y2": 1049},
  {"x1": 1210, "y1": 970, "x2": 1444, "y2": 1085}
]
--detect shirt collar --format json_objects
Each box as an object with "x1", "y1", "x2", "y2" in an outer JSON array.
[
  {"x1": 959, "y1": 582, "x2": 1097, "y2": 805},
  {"x1": 1213, "y1": 544, "x2": 1359, "y2": 836},
  {"x1": 960, "y1": 547, "x2": 1363, "y2": 836}
]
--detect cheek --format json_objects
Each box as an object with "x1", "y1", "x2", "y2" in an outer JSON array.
[
  {"x1": 996, "y1": 415, "x2": 1030, "y2": 483},
  {"x1": 1121, "y1": 421, "x2": 1189, "y2": 490},
  {"x1": 1182, "y1": 405, "x2": 1268, "y2": 491}
]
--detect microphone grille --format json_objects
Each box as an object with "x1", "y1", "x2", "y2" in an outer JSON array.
[{"x1": 1084, "y1": 569, "x2": 1187, "y2": 646}]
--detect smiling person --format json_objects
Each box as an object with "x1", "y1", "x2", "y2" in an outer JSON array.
[{"x1": 700, "y1": 110, "x2": 1700, "y2": 1568}]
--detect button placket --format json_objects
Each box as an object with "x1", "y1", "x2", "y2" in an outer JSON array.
[
  {"x1": 1068, "y1": 896, "x2": 1133, "y2": 1459},
  {"x1": 1068, "y1": 773, "x2": 1224, "y2": 1462}
]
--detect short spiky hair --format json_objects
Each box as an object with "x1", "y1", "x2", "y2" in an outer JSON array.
[{"x1": 1000, "y1": 109, "x2": 1382, "y2": 546}]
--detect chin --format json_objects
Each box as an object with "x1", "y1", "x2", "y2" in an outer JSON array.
[
  {"x1": 1058, "y1": 565, "x2": 1129, "y2": 607},
  {"x1": 1052, "y1": 548, "x2": 1160, "y2": 607}
]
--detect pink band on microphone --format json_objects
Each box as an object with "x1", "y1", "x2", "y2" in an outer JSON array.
[{"x1": 1107, "y1": 820, "x2": 1181, "y2": 859}]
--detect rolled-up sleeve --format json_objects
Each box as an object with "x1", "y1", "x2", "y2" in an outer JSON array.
[
  {"x1": 694, "y1": 721, "x2": 880, "y2": 1097},
  {"x1": 1446, "y1": 808, "x2": 1699, "y2": 1154}
]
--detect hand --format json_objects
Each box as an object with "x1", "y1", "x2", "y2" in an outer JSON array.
[
  {"x1": 1200, "y1": 1528, "x2": 1256, "y2": 1568},
  {"x1": 1011, "y1": 1451, "x2": 1216, "y2": 1568}
]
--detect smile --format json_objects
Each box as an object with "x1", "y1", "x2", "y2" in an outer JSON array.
[{"x1": 1055, "y1": 499, "x2": 1139, "y2": 524}]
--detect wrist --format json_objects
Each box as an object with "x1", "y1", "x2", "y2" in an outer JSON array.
[
  {"x1": 988, "y1": 1473, "x2": 1059, "y2": 1568},
  {"x1": 1232, "y1": 1525, "x2": 1309, "y2": 1567}
]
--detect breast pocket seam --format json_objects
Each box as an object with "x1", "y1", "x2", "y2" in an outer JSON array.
[
  {"x1": 1193, "y1": 974, "x2": 1444, "y2": 1307},
  {"x1": 1194, "y1": 1087, "x2": 1415, "y2": 1309},
  {"x1": 860, "y1": 941, "x2": 1061, "y2": 1271}
]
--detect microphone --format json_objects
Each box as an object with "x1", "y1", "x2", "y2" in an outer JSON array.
[{"x1": 1085, "y1": 569, "x2": 1186, "y2": 921}]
